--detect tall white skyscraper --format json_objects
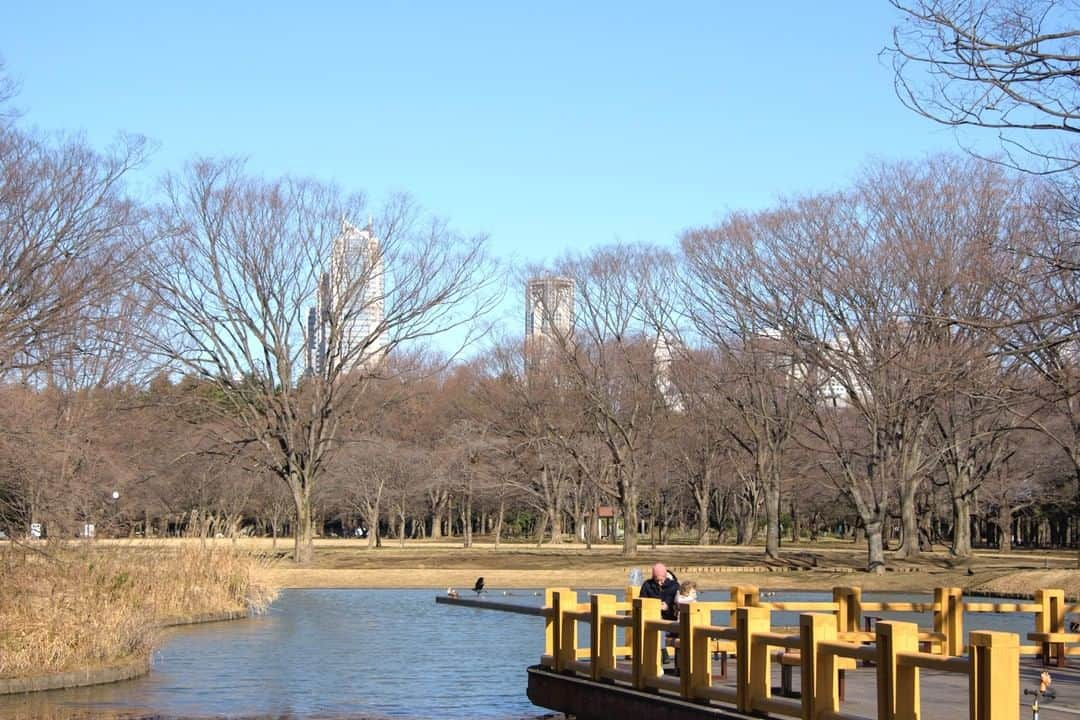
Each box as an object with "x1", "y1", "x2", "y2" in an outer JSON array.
[
  {"x1": 525, "y1": 277, "x2": 574, "y2": 340},
  {"x1": 306, "y1": 219, "x2": 385, "y2": 376},
  {"x1": 652, "y1": 331, "x2": 684, "y2": 412}
]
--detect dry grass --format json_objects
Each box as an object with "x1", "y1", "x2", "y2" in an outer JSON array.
[
  {"x1": 249, "y1": 539, "x2": 1079, "y2": 595},
  {"x1": 975, "y1": 569, "x2": 1080, "y2": 599},
  {"x1": 0, "y1": 542, "x2": 276, "y2": 679}
]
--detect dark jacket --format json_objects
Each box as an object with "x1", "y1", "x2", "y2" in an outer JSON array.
[{"x1": 640, "y1": 572, "x2": 679, "y2": 620}]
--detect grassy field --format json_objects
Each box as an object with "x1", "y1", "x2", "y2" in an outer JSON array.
[
  {"x1": 0, "y1": 541, "x2": 276, "y2": 680},
  {"x1": 86, "y1": 536, "x2": 1080, "y2": 597}
]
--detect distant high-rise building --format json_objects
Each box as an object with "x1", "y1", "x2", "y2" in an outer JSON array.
[
  {"x1": 652, "y1": 332, "x2": 684, "y2": 412},
  {"x1": 306, "y1": 219, "x2": 385, "y2": 376},
  {"x1": 525, "y1": 277, "x2": 574, "y2": 340}
]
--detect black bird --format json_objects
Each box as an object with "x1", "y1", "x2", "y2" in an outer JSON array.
[{"x1": 473, "y1": 577, "x2": 485, "y2": 595}]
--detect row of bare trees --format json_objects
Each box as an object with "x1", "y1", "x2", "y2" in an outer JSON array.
[
  {"x1": 1, "y1": 41, "x2": 1077, "y2": 570},
  {"x1": 0, "y1": 60, "x2": 499, "y2": 563}
]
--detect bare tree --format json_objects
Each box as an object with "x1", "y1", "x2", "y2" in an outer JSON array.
[
  {"x1": 890, "y1": 0, "x2": 1080, "y2": 174},
  {"x1": 141, "y1": 159, "x2": 496, "y2": 562},
  {"x1": 476, "y1": 339, "x2": 581, "y2": 545},
  {"x1": 533, "y1": 245, "x2": 675, "y2": 557},
  {"x1": 0, "y1": 125, "x2": 145, "y2": 377},
  {"x1": 681, "y1": 232, "x2": 812, "y2": 559},
  {"x1": 681, "y1": 157, "x2": 1025, "y2": 570}
]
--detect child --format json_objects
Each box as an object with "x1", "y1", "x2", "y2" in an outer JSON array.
[{"x1": 677, "y1": 580, "x2": 698, "y2": 607}]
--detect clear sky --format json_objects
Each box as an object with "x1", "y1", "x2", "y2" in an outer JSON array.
[{"x1": 3, "y1": 2, "x2": 979, "y2": 265}]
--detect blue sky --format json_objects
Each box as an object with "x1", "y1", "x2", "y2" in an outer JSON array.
[{"x1": 3, "y1": 2, "x2": 983, "y2": 340}]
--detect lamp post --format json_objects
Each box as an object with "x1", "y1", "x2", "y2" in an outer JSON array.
[{"x1": 108, "y1": 490, "x2": 120, "y2": 538}]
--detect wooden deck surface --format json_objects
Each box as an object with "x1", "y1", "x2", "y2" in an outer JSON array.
[{"x1": 708, "y1": 658, "x2": 1080, "y2": 718}]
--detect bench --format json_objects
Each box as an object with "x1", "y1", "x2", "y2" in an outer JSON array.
[
  {"x1": 1026, "y1": 632, "x2": 1080, "y2": 668},
  {"x1": 774, "y1": 650, "x2": 855, "y2": 700}
]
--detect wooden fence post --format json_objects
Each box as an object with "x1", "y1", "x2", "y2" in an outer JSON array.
[
  {"x1": 635, "y1": 597, "x2": 662, "y2": 689},
  {"x1": 834, "y1": 586, "x2": 862, "y2": 634},
  {"x1": 732, "y1": 584, "x2": 760, "y2": 608},
  {"x1": 801, "y1": 613, "x2": 836, "y2": 720},
  {"x1": 623, "y1": 585, "x2": 638, "y2": 654},
  {"x1": 690, "y1": 606, "x2": 714, "y2": 699},
  {"x1": 737, "y1": 605, "x2": 770, "y2": 714},
  {"x1": 591, "y1": 593, "x2": 615, "y2": 680},
  {"x1": 542, "y1": 587, "x2": 558, "y2": 668},
  {"x1": 932, "y1": 587, "x2": 946, "y2": 656},
  {"x1": 969, "y1": 631, "x2": 1019, "y2": 720},
  {"x1": 679, "y1": 603, "x2": 704, "y2": 698},
  {"x1": 876, "y1": 620, "x2": 920, "y2": 720},
  {"x1": 947, "y1": 587, "x2": 964, "y2": 657},
  {"x1": 1036, "y1": 588, "x2": 1066, "y2": 633},
  {"x1": 555, "y1": 589, "x2": 580, "y2": 672}
]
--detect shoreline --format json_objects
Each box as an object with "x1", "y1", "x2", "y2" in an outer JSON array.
[
  {"x1": 260, "y1": 566, "x2": 1080, "y2": 600},
  {"x1": 0, "y1": 610, "x2": 252, "y2": 696}
]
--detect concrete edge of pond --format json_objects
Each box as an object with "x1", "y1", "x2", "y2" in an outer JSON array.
[
  {"x1": 0, "y1": 609, "x2": 251, "y2": 696},
  {"x1": 0, "y1": 656, "x2": 150, "y2": 696},
  {"x1": 160, "y1": 609, "x2": 250, "y2": 627}
]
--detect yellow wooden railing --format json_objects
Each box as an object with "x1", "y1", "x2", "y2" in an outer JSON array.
[{"x1": 538, "y1": 584, "x2": 1079, "y2": 720}]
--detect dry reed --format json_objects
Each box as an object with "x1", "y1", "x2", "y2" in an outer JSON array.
[{"x1": 0, "y1": 542, "x2": 277, "y2": 679}]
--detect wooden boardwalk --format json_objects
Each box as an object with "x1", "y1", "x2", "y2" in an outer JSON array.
[
  {"x1": 771, "y1": 660, "x2": 1079, "y2": 718},
  {"x1": 529, "y1": 660, "x2": 1080, "y2": 719},
  {"x1": 441, "y1": 584, "x2": 1080, "y2": 719}
]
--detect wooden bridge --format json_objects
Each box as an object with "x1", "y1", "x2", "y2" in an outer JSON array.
[{"x1": 437, "y1": 584, "x2": 1080, "y2": 720}]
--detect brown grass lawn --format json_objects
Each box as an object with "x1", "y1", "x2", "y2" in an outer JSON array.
[{"x1": 86, "y1": 536, "x2": 1080, "y2": 597}]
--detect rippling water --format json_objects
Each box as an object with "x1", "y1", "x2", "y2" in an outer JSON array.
[
  {"x1": 0, "y1": 589, "x2": 552, "y2": 720},
  {"x1": 0, "y1": 588, "x2": 1038, "y2": 719}
]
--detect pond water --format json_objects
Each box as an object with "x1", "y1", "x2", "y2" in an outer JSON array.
[
  {"x1": 0, "y1": 588, "x2": 1042, "y2": 719},
  {"x1": 0, "y1": 589, "x2": 549, "y2": 720}
]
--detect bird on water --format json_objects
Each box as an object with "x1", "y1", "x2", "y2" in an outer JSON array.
[{"x1": 473, "y1": 577, "x2": 485, "y2": 595}]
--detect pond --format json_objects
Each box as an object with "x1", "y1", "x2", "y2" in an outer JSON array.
[
  {"x1": 0, "y1": 589, "x2": 549, "y2": 720},
  {"x1": 0, "y1": 588, "x2": 1042, "y2": 719}
]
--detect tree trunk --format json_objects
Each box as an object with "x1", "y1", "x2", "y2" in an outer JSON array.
[
  {"x1": 764, "y1": 472, "x2": 781, "y2": 559},
  {"x1": 548, "y1": 504, "x2": 562, "y2": 544},
  {"x1": 950, "y1": 492, "x2": 972, "y2": 558},
  {"x1": 367, "y1": 500, "x2": 381, "y2": 549},
  {"x1": 494, "y1": 497, "x2": 505, "y2": 549},
  {"x1": 292, "y1": 485, "x2": 314, "y2": 564},
  {"x1": 790, "y1": 499, "x2": 800, "y2": 543},
  {"x1": 621, "y1": 482, "x2": 639, "y2": 557},
  {"x1": 997, "y1": 504, "x2": 1013, "y2": 554},
  {"x1": 535, "y1": 511, "x2": 548, "y2": 547},
  {"x1": 462, "y1": 494, "x2": 473, "y2": 548},
  {"x1": 895, "y1": 482, "x2": 921, "y2": 559},
  {"x1": 695, "y1": 485, "x2": 710, "y2": 545},
  {"x1": 865, "y1": 519, "x2": 886, "y2": 574}
]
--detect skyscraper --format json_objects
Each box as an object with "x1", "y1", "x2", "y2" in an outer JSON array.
[
  {"x1": 306, "y1": 219, "x2": 385, "y2": 376},
  {"x1": 525, "y1": 276, "x2": 574, "y2": 341}
]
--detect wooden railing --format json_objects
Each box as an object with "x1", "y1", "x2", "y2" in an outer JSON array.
[
  {"x1": 438, "y1": 583, "x2": 1075, "y2": 719},
  {"x1": 535, "y1": 585, "x2": 1079, "y2": 720}
]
